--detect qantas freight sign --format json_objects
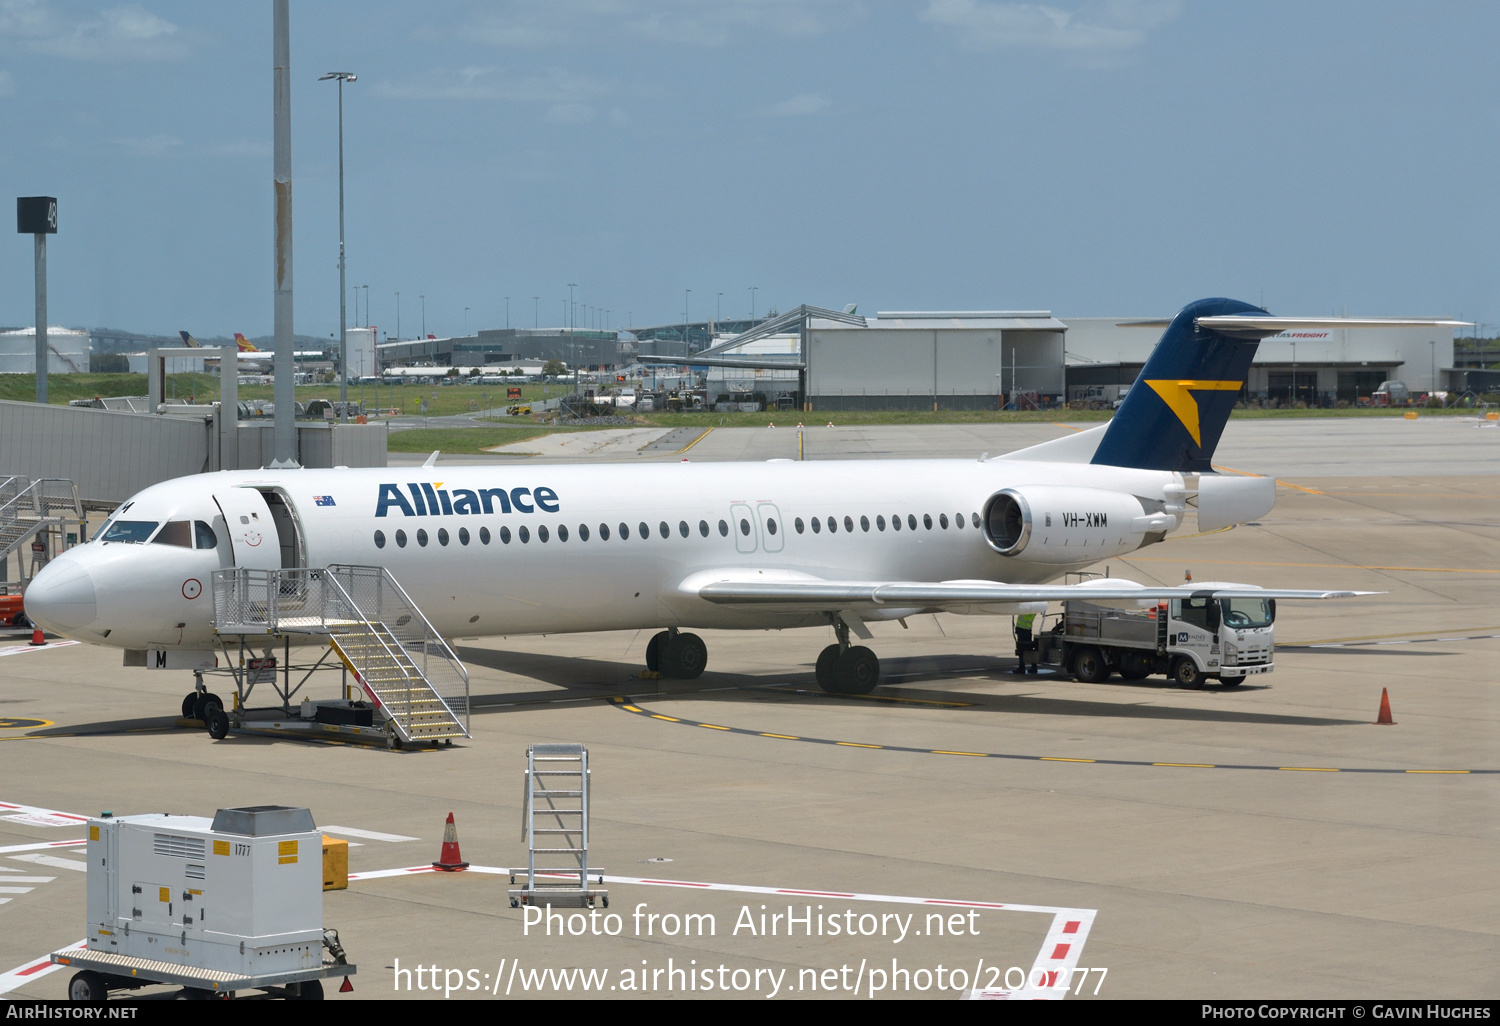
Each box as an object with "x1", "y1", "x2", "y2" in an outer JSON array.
[{"x1": 375, "y1": 482, "x2": 561, "y2": 518}]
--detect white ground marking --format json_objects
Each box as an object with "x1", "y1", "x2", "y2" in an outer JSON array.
[
  {"x1": 321, "y1": 825, "x2": 418, "y2": 843},
  {"x1": 348, "y1": 864, "x2": 1097, "y2": 1000},
  {"x1": 0, "y1": 840, "x2": 85, "y2": 855},
  {"x1": 0, "y1": 941, "x2": 83, "y2": 995},
  {"x1": 0, "y1": 802, "x2": 88, "y2": 825},
  {"x1": 0, "y1": 641, "x2": 79, "y2": 658},
  {"x1": 9, "y1": 854, "x2": 87, "y2": 872}
]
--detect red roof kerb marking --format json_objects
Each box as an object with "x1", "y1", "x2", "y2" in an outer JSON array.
[
  {"x1": 924, "y1": 900, "x2": 1007, "y2": 909},
  {"x1": 1049, "y1": 944, "x2": 1071, "y2": 960},
  {"x1": 18, "y1": 960, "x2": 54, "y2": 977},
  {"x1": 1063, "y1": 921, "x2": 1080, "y2": 934}
]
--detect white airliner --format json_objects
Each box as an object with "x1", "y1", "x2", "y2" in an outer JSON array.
[{"x1": 23, "y1": 300, "x2": 1462, "y2": 696}]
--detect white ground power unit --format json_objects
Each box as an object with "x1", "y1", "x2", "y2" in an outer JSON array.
[{"x1": 83, "y1": 806, "x2": 323, "y2": 978}]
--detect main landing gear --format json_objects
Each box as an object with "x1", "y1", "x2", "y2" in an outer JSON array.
[
  {"x1": 646, "y1": 629, "x2": 708, "y2": 680},
  {"x1": 814, "y1": 618, "x2": 880, "y2": 696}
]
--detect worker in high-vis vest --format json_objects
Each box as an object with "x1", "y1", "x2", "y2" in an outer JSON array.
[{"x1": 1013, "y1": 612, "x2": 1038, "y2": 674}]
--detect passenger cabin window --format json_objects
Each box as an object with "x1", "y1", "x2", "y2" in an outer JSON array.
[
  {"x1": 101, "y1": 520, "x2": 157, "y2": 544},
  {"x1": 152, "y1": 521, "x2": 193, "y2": 548},
  {"x1": 194, "y1": 521, "x2": 218, "y2": 549}
]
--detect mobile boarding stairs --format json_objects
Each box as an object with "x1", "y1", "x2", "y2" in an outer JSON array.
[{"x1": 208, "y1": 565, "x2": 470, "y2": 749}]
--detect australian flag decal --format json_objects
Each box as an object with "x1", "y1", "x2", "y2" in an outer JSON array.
[{"x1": 313, "y1": 495, "x2": 336, "y2": 507}]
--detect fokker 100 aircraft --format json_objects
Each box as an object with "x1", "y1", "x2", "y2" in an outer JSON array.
[{"x1": 23, "y1": 299, "x2": 1461, "y2": 699}]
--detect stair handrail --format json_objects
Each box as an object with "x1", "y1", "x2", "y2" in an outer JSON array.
[
  {"x1": 324, "y1": 564, "x2": 470, "y2": 732},
  {"x1": 310, "y1": 569, "x2": 427, "y2": 739},
  {"x1": 0, "y1": 478, "x2": 41, "y2": 528}
]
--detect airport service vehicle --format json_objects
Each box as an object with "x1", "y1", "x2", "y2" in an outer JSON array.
[
  {"x1": 54, "y1": 805, "x2": 354, "y2": 1001},
  {"x1": 1036, "y1": 587, "x2": 1275, "y2": 688},
  {"x1": 24, "y1": 300, "x2": 1459, "y2": 719}
]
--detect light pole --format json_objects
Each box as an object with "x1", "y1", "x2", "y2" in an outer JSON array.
[
  {"x1": 395, "y1": 291, "x2": 400, "y2": 340},
  {"x1": 749, "y1": 286, "x2": 758, "y2": 319},
  {"x1": 533, "y1": 296, "x2": 539, "y2": 329},
  {"x1": 505, "y1": 296, "x2": 509, "y2": 329},
  {"x1": 568, "y1": 283, "x2": 578, "y2": 371},
  {"x1": 319, "y1": 71, "x2": 356, "y2": 422},
  {"x1": 684, "y1": 288, "x2": 691, "y2": 353},
  {"x1": 360, "y1": 284, "x2": 368, "y2": 326},
  {"x1": 420, "y1": 294, "x2": 426, "y2": 338},
  {"x1": 716, "y1": 292, "x2": 722, "y2": 334},
  {"x1": 464, "y1": 307, "x2": 469, "y2": 335},
  {"x1": 1290, "y1": 341, "x2": 1296, "y2": 406}
]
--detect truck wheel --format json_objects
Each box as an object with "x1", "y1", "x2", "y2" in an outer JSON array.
[
  {"x1": 1072, "y1": 648, "x2": 1110, "y2": 684},
  {"x1": 68, "y1": 971, "x2": 108, "y2": 1003},
  {"x1": 1173, "y1": 657, "x2": 1204, "y2": 689}
]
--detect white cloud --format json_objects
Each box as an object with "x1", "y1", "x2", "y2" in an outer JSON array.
[
  {"x1": 0, "y1": 0, "x2": 191, "y2": 61},
  {"x1": 470, "y1": 0, "x2": 858, "y2": 50},
  {"x1": 922, "y1": 0, "x2": 1180, "y2": 53},
  {"x1": 373, "y1": 67, "x2": 611, "y2": 117},
  {"x1": 762, "y1": 92, "x2": 830, "y2": 117}
]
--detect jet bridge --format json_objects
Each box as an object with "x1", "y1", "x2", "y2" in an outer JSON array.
[{"x1": 207, "y1": 564, "x2": 470, "y2": 749}]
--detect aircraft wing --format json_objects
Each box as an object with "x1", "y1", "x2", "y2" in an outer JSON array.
[{"x1": 693, "y1": 575, "x2": 1373, "y2": 612}]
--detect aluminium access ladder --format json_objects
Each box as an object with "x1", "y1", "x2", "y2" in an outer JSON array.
[
  {"x1": 509, "y1": 744, "x2": 606, "y2": 908},
  {"x1": 210, "y1": 564, "x2": 470, "y2": 747},
  {"x1": 1, "y1": 477, "x2": 85, "y2": 590}
]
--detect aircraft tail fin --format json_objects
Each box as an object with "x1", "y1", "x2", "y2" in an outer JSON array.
[
  {"x1": 1090, "y1": 298, "x2": 1267, "y2": 472},
  {"x1": 233, "y1": 333, "x2": 259, "y2": 353},
  {"x1": 179, "y1": 330, "x2": 201, "y2": 348}
]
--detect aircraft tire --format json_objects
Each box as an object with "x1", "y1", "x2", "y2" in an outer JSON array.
[
  {"x1": 205, "y1": 706, "x2": 230, "y2": 740},
  {"x1": 645, "y1": 631, "x2": 671, "y2": 672},
  {"x1": 181, "y1": 692, "x2": 199, "y2": 719},
  {"x1": 1072, "y1": 648, "x2": 1110, "y2": 684},
  {"x1": 1173, "y1": 657, "x2": 1204, "y2": 689},
  {"x1": 836, "y1": 646, "x2": 880, "y2": 695},
  {"x1": 815, "y1": 645, "x2": 841, "y2": 693},
  {"x1": 193, "y1": 693, "x2": 224, "y2": 721},
  {"x1": 667, "y1": 633, "x2": 707, "y2": 680}
]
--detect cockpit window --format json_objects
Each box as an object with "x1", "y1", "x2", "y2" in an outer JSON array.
[
  {"x1": 195, "y1": 521, "x2": 218, "y2": 550},
  {"x1": 99, "y1": 520, "x2": 160, "y2": 544},
  {"x1": 152, "y1": 521, "x2": 193, "y2": 548}
]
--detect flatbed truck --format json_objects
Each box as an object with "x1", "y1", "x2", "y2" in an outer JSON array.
[{"x1": 1034, "y1": 591, "x2": 1276, "y2": 688}]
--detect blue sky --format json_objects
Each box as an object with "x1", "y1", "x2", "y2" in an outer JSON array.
[{"x1": 0, "y1": 1, "x2": 1495, "y2": 340}]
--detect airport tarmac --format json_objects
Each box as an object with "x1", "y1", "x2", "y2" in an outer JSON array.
[{"x1": 2, "y1": 417, "x2": 1497, "y2": 1000}]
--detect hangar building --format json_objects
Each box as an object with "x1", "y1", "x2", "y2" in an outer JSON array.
[{"x1": 673, "y1": 306, "x2": 1461, "y2": 410}]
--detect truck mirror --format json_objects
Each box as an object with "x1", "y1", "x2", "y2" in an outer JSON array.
[{"x1": 1207, "y1": 601, "x2": 1221, "y2": 631}]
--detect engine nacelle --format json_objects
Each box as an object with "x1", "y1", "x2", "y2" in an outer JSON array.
[{"x1": 982, "y1": 485, "x2": 1174, "y2": 564}]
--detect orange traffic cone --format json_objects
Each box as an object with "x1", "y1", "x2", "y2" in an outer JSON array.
[
  {"x1": 28, "y1": 626, "x2": 45, "y2": 646},
  {"x1": 1375, "y1": 688, "x2": 1396, "y2": 725},
  {"x1": 432, "y1": 812, "x2": 469, "y2": 871},
  {"x1": 339, "y1": 977, "x2": 354, "y2": 993}
]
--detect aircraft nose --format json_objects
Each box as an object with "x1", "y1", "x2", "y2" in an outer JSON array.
[{"x1": 24, "y1": 557, "x2": 98, "y2": 633}]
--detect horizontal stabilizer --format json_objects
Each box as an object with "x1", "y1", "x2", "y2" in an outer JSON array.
[{"x1": 1196, "y1": 315, "x2": 1471, "y2": 341}]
